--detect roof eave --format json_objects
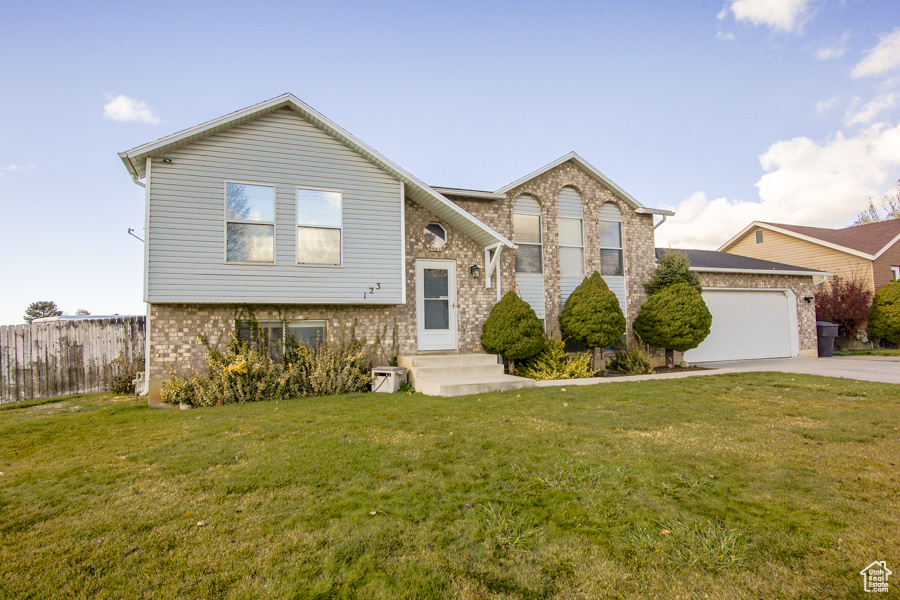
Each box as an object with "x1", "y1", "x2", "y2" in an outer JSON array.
[
  {"x1": 690, "y1": 266, "x2": 831, "y2": 277},
  {"x1": 721, "y1": 221, "x2": 876, "y2": 260}
]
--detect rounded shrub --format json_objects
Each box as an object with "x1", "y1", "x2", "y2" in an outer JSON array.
[
  {"x1": 633, "y1": 282, "x2": 712, "y2": 353},
  {"x1": 481, "y1": 290, "x2": 546, "y2": 367},
  {"x1": 558, "y1": 271, "x2": 626, "y2": 350},
  {"x1": 868, "y1": 279, "x2": 900, "y2": 345}
]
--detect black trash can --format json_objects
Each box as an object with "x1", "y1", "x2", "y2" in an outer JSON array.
[{"x1": 816, "y1": 321, "x2": 839, "y2": 357}]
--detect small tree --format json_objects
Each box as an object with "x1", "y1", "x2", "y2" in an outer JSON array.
[
  {"x1": 481, "y1": 290, "x2": 546, "y2": 372},
  {"x1": 645, "y1": 249, "x2": 702, "y2": 296},
  {"x1": 75, "y1": 308, "x2": 91, "y2": 316},
  {"x1": 24, "y1": 301, "x2": 63, "y2": 323},
  {"x1": 633, "y1": 282, "x2": 712, "y2": 367},
  {"x1": 558, "y1": 271, "x2": 626, "y2": 366},
  {"x1": 867, "y1": 280, "x2": 900, "y2": 345},
  {"x1": 814, "y1": 276, "x2": 873, "y2": 341}
]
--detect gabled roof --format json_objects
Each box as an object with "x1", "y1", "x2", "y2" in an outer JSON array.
[
  {"x1": 719, "y1": 220, "x2": 900, "y2": 260},
  {"x1": 119, "y1": 93, "x2": 514, "y2": 250},
  {"x1": 495, "y1": 151, "x2": 675, "y2": 216},
  {"x1": 657, "y1": 248, "x2": 830, "y2": 277}
]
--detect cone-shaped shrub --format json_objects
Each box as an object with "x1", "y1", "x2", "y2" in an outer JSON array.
[
  {"x1": 558, "y1": 271, "x2": 626, "y2": 350},
  {"x1": 868, "y1": 279, "x2": 900, "y2": 345},
  {"x1": 634, "y1": 282, "x2": 712, "y2": 353},
  {"x1": 645, "y1": 249, "x2": 702, "y2": 296},
  {"x1": 481, "y1": 290, "x2": 546, "y2": 366}
]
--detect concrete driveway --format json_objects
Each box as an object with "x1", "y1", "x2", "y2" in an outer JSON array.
[{"x1": 693, "y1": 356, "x2": 900, "y2": 385}]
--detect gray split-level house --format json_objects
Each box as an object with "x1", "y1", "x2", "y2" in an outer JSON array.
[{"x1": 120, "y1": 94, "x2": 823, "y2": 401}]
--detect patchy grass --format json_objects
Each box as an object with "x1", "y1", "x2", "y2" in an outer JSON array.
[
  {"x1": 0, "y1": 373, "x2": 898, "y2": 599},
  {"x1": 834, "y1": 348, "x2": 900, "y2": 356}
]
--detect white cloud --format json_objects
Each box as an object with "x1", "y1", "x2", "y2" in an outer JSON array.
[
  {"x1": 655, "y1": 123, "x2": 900, "y2": 249},
  {"x1": 103, "y1": 94, "x2": 162, "y2": 124},
  {"x1": 0, "y1": 164, "x2": 36, "y2": 177},
  {"x1": 852, "y1": 28, "x2": 900, "y2": 78},
  {"x1": 844, "y1": 94, "x2": 899, "y2": 126},
  {"x1": 728, "y1": 0, "x2": 812, "y2": 33},
  {"x1": 717, "y1": 31, "x2": 736, "y2": 41},
  {"x1": 815, "y1": 97, "x2": 837, "y2": 113},
  {"x1": 815, "y1": 33, "x2": 850, "y2": 60}
]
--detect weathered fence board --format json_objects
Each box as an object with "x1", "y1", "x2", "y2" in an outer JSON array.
[{"x1": 0, "y1": 317, "x2": 145, "y2": 404}]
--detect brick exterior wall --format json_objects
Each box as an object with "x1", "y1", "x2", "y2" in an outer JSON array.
[
  {"x1": 497, "y1": 160, "x2": 657, "y2": 338},
  {"x1": 696, "y1": 272, "x2": 819, "y2": 353},
  {"x1": 873, "y1": 241, "x2": 900, "y2": 291}
]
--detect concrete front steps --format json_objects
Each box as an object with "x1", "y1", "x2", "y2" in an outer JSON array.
[{"x1": 398, "y1": 353, "x2": 535, "y2": 397}]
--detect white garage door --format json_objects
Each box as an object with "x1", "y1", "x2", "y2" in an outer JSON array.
[{"x1": 684, "y1": 290, "x2": 795, "y2": 363}]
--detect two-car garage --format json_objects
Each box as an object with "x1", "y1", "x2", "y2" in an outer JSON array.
[{"x1": 659, "y1": 249, "x2": 827, "y2": 363}]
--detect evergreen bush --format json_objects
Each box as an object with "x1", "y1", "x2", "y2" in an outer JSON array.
[
  {"x1": 633, "y1": 282, "x2": 712, "y2": 365},
  {"x1": 558, "y1": 272, "x2": 626, "y2": 357},
  {"x1": 645, "y1": 250, "x2": 702, "y2": 296},
  {"x1": 867, "y1": 280, "x2": 900, "y2": 345},
  {"x1": 481, "y1": 290, "x2": 546, "y2": 371}
]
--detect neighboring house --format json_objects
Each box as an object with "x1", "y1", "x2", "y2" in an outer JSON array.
[
  {"x1": 119, "y1": 94, "x2": 822, "y2": 401},
  {"x1": 720, "y1": 220, "x2": 900, "y2": 292},
  {"x1": 657, "y1": 249, "x2": 828, "y2": 362}
]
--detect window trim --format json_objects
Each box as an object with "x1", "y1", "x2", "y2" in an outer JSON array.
[
  {"x1": 558, "y1": 216, "x2": 585, "y2": 277},
  {"x1": 891, "y1": 266, "x2": 899, "y2": 280},
  {"x1": 224, "y1": 180, "x2": 277, "y2": 265},
  {"x1": 296, "y1": 186, "x2": 343, "y2": 267},
  {"x1": 598, "y1": 216, "x2": 624, "y2": 277}
]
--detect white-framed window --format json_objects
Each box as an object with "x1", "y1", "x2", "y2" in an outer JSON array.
[
  {"x1": 513, "y1": 195, "x2": 543, "y2": 274},
  {"x1": 424, "y1": 223, "x2": 448, "y2": 251},
  {"x1": 225, "y1": 182, "x2": 275, "y2": 263},
  {"x1": 297, "y1": 188, "x2": 342, "y2": 265},
  {"x1": 598, "y1": 202, "x2": 624, "y2": 277},
  {"x1": 237, "y1": 320, "x2": 327, "y2": 362},
  {"x1": 892, "y1": 266, "x2": 899, "y2": 280},
  {"x1": 558, "y1": 217, "x2": 585, "y2": 277}
]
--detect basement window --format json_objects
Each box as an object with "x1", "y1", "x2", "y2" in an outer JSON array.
[{"x1": 237, "y1": 320, "x2": 326, "y2": 362}]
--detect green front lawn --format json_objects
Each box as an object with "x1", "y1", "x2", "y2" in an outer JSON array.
[
  {"x1": 1, "y1": 373, "x2": 897, "y2": 599},
  {"x1": 834, "y1": 348, "x2": 900, "y2": 357}
]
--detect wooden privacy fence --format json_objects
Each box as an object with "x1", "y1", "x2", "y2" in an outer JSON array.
[{"x1": 0, "y1": 317, "x2": 145, "y2": 404}]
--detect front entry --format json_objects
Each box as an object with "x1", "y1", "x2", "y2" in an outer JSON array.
[{"x1": 416, "y1": 260, "x2": 458, "y2": 351}]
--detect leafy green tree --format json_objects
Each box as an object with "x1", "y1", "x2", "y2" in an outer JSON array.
[
  {"x1": 867, "y1": 280, "x2": 900, "y2": 345},
  {"x1": 558, "y1": 271, "x2": 626, "y2": 366},
  {"x1": 633, "y1": 282, "x2": 712, "y2": 367},
  {"x1": 645, "y1": 249, "x2": 702, "y2": 296},
  {"x1": 24, "y1": 301, "x2": 63, "y2": 323},
  {"x1": 481, "y1": 290, "x2": 546, "y2": 372}
]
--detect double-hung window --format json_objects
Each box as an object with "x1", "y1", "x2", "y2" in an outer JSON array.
[
  {"x1": 558, "y1": 218, "x2": 585, "y2": 277},
  {"x1": 225, "y1": 182, "x2": 275, "y2": 263},
  {"x1": 513, "y1": 195, "x2": 543, "y2": 274},
  {"x1": 598, "y1": 203, "x2": 624, "y2": 277},
  {"x1": 297, "y1": 188, "x2": 342, "y2": 265}
]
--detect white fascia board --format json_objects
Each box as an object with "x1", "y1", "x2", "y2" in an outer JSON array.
[
  {"x1": 873, "y1": 231, "x2": 900, "y2": 259},
  {"x1": 432, "y1": 187, "x2": 506, "y2": 200},
  {"x1": 717, "y1": 221, "x2": 763, "y2": 251},
  {"x1": 635, "y1": 207, "x2": 676, "y2": 216},
  {"x1": 719, "y1": 221, "x2": 875, "y2": 260},
  {"x1": 495, "y1": 151, "x2": 649, "y2": 211},
  {"x1": 120, "y1": 93, "x2": 513, "y2": 250},
  {"x1": 690, "y1": 267, "x2": 832, "y2": 277}
]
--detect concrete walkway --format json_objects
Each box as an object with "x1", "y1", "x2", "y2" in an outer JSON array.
[{"x1": 532, "y1": 356, "x2": 900, "y2": 388}]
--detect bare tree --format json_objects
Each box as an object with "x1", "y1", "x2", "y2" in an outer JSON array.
[{"x1": 855, "y1": 180, "x2": 900, "y2": 225}]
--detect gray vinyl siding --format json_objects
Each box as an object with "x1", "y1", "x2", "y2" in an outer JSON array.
[
  {"x1": 560, "y1": 277, "x2": 581, "y2": 306},
  {"x1": 517, "y1": 275, "x2": 545, "y2": 319},
  {"x1": 605, "y1": 276, "x2": 627, "y2": 320},
  {"x1": 146, "y1": 109, "x2": 403, "y2": 304}
]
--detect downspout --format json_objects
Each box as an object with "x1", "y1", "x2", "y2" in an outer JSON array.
[
  {"x1": 125, "y1": 154, "x2": 149, "y2": 396},
  {"x1": 653, "y1": 214, "x2": 667, "y2": 229}
]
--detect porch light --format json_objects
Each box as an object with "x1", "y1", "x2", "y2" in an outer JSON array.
[{"x1": 470, "y1": 264, "x2": 481, "y2": 279}]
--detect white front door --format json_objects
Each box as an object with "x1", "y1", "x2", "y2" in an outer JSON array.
[{"x1": 416, "y1": 260, "x2": 458, "y2": 351}]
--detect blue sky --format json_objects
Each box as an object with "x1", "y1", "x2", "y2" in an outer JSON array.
[{"x1": 2, "y1": 0, "x2": 900, "y2": 324}]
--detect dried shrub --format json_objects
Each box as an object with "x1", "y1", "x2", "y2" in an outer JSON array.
[
  {"x1": 103, "y1": 352, "x2": 144, "y2": 395},
  {"x1": 814, "y1": 275, "x2": 873, "y2": 340},
  {"x1": 515, "y1": 338, "x2": 594, "y2": 381},
  {"x1": 867, "y1": 279, "x2": 900, "y2": 345}
]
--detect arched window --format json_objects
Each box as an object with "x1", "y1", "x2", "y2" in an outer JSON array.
[
  {"x1": 598, "y1": 202, "x2": 623, "y2": 276},
  {"x1": 557, "y1": 186, "x2": 584, "y2": 277},
  {"x1": 513, "y1": 195, "x2": 542, "y2": 274}
]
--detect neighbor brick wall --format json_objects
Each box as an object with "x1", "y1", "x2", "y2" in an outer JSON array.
[
  {"x1": 696, "y1": 272, "x2": 819, "y2": 352},
  {"x1": 873, "y1": 241, "x2": 900, "y2": 291}
]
